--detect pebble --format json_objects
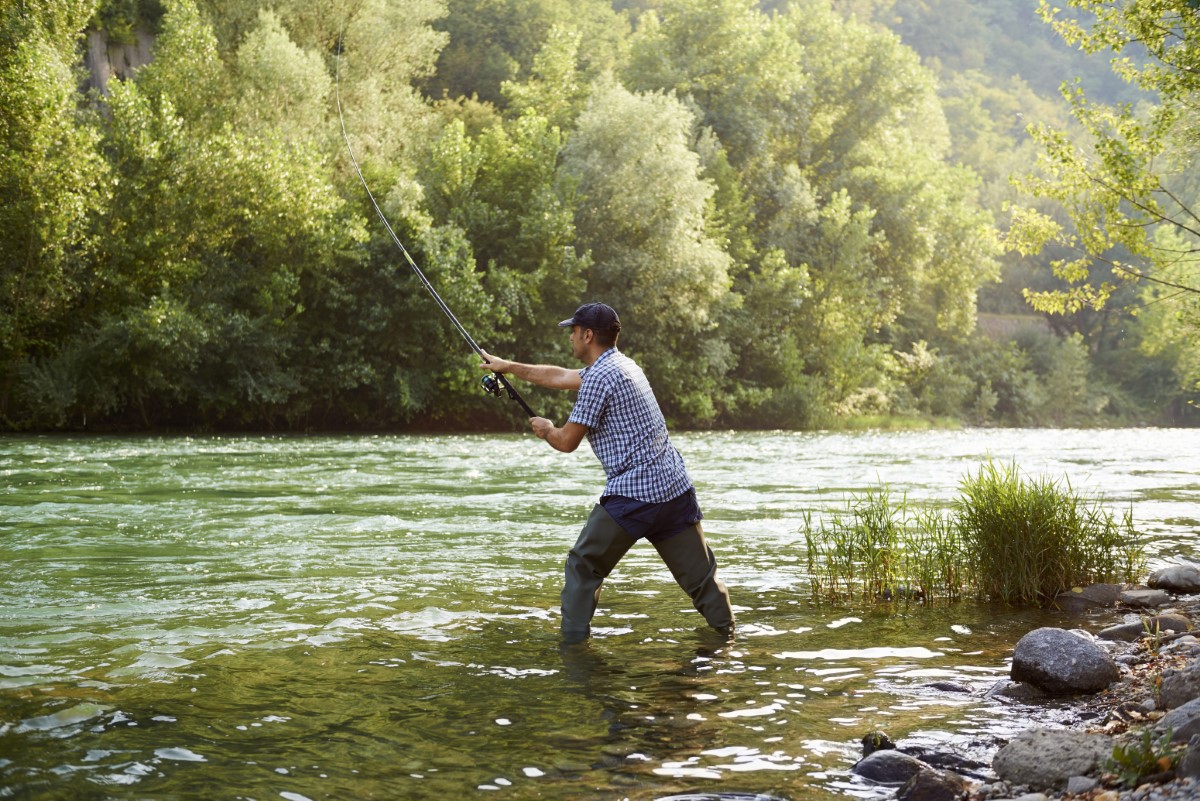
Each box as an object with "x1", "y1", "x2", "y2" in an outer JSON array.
[{"x1": 1120, "y1": 776, "x2": 1200, "y2": 801}]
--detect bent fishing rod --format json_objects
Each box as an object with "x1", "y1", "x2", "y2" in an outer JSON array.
[{"x1": 334, "y1": 41, "x2": 536, "y2": 419}]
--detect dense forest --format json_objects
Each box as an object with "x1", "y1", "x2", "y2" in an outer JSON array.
[{"x1": 1, "y1": 0, "x2": 1197, "y2": 431}]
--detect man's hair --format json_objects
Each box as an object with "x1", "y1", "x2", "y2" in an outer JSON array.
[{"x1": 591, "y1": 322, "x2": 620, "y2": 348}]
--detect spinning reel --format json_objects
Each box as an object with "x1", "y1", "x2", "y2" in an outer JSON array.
[{"x1": 481, "y1": 373, "x2": 503, "y2": 397}]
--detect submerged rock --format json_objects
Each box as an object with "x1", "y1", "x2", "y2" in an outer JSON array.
[
  {"x1": 851, "y1": 749, "x2": 927, "y2": 784},
  {"x1": 861, "y1": 729, "x2": 896, "y2": 755},
  {"x1": 1011, "y1": 627, "x2": 1120, "y2": 694}
]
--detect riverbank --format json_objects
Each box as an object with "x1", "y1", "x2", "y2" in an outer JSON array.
[
  {"x1": 846, "y1": 571, "x2": 1200, "y2": 801},
  {"x1": 875, "y1": 572, "x2": 1200, "y2": 801}
]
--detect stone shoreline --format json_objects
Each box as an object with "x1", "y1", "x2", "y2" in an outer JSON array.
[{"x1": 852, "y1": 565, "x2": 1200, "y2": 801}]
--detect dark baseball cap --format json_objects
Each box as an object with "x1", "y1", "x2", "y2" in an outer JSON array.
[{"x1": 558, "y1": 302, "x2": 620, "y2": 330}]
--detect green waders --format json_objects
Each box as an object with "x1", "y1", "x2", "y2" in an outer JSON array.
[{"x1": 560, "y1": 503, "x2": 734, "y2": 643}]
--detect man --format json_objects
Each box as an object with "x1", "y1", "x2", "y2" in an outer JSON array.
[{"x1": 479, "y1": 302, "x2": 734, "y2": 644}]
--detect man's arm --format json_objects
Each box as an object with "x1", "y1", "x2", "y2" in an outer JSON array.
[
  {"x1": 531, "y1": 419, "x2": 588, "y2": 453},
  {"x1": 479, "y1": 350, "x2": 582, "y2": 391}
]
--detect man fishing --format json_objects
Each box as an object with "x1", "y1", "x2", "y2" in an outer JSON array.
[{"x1": 479, "y1": 302, "x2": 734, "y2": 644}]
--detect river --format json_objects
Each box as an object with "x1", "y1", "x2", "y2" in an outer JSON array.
[{"x1": 2, "y1": 428, "x2": 1198, "y2": 800}]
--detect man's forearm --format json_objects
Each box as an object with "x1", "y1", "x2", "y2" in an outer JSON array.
[
  {"x1": 502, "y1": 362, "x2": 580, "y2": 391},
  {"x1": 532, "y1": 418, "x2": 587, "y2": 452}
]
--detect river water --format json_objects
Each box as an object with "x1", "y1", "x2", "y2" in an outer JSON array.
[{"x1": 1, "y1": 429, "x2": 1198, "y2": 800}]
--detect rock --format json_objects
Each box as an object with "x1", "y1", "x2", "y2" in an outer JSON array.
[
  {"x1": 1052, "y1": 583, "x2": 1126, "y2": 613},
  {"x1": 1158, "y1": 697, "x2": 1200, "y2": 742},
  {"x1": 924, "y1": 681, "x2": 971, "y2": 694},
  {"x1": 850, "y1": 749, "x2": 927, "y2": 784},
  {"x1": 1144, "y1": 613, "x2": 1193, "y2": 635},
  {"x1": 1149, "y1": 565, "x2": 1200, "y2": 594},
  {"x1": 861, "y1": 730, "x2": 896, "y2": 755},
  {"x1": 1163, "y1": 635, "x2": 1200, "y2": 655},
  {"x1": 1011, "y1": 627, "x2": 1121, "y2": 694},
  {"x1": 1160, "y1": 661, "x2": 1200, "y2": 709},
  {"x1": 992, "y1": 728, "x2": 1112, "y2": 791},
  {"x1": 1179, "y1": 735, "x2": 1200, "y2": 779},
  {"x1": 1097, "y1": 614, "x2": 1191, "y2": 643},
  {"x1": 986, "y1": 679, "x2": 1049, "y2": 702},
  {"x1": 907, "y1": 748, "x2": 990, "y2": 779},
  {"x1": 896, "y1": 769, "x2": 966, "y2": 801},
  {"x1": 1066, "y1": 775, "x2": 1098, "y2": 794},
  {"x1": 1121, "y1": 588, "x2": 1172, "y2": 608}
]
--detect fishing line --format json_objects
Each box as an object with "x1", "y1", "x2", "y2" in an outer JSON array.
[{"x1": 334, "y1": 34, "x2": 536, "y2": 419}]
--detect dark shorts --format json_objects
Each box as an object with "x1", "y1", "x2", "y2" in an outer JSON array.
[{"x1": 599, "y1": 487, "x2": 703, "y2": 544}]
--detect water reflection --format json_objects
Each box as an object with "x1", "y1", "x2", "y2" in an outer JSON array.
[{"x1": 2, "y1": 429, "x2": 1198, "y2": 800}]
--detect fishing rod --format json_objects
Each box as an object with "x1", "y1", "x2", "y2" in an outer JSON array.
[{"x1": 334, "y1": 38, "x2": 536, "y2": 419}]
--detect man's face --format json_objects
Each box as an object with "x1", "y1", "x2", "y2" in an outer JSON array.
[{"x1": 569, "y1": 325, "x2": 588, "y2": 361}]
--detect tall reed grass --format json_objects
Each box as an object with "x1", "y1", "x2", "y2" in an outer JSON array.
[{"x1": 800, "y1": 461, "x2": 1145, "y2": 606}]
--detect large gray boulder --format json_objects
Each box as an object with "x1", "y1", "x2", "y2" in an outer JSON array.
[
  {"x1": 1149, "y1": 564, "x2": 1200, "y2": 594},
  {"x1": 1011, "y1": 627, "x2": 1120, "y2": 694},
  {"x1": 993, "y1": 728, "x2": 1113, "y2": 791}
]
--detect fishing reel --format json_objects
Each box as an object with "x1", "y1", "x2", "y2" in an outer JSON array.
[{"x1": 481, "y1": 373, "x2": 504, "y2": 397}]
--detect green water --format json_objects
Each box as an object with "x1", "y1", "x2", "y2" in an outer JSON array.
[{"x1": 2, "y1": 430, "x2": 1198, "y2": 800}]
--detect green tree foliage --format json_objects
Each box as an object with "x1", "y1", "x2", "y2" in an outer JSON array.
[
  {"x1": 1008, "y1": 0, "x2": 1200, "y2": 411},
  {"x1": 62, "y1": 1, "x2": 356, "y2": 427},
  {"x1": 561, "y1": 80, "x2": 733, "y2": 422},
  {"x1": 3, "y1": 0, "x2": 1177, "y2": 431},
  {"x1": 233, "y1": 10, "x2": 331, "y2": 142},
  {"x1": 427, "y1": 0, "x2": 627, "y2": 108},
  {"x1": 0, "y1": 0, "x2": 106, "y2": 422}
]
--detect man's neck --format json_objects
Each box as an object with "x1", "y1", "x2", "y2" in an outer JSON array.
[{"x1": 581, "y1": 345, "x2": 612, "y2": 367}]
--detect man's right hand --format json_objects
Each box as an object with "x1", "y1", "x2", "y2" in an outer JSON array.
[{"x1": 478, "y1": 350, "x2": 513, "y2": 374}]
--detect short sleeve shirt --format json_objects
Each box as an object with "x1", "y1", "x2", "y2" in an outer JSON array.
[{"x1": 567, "y1": 348, "x2": 693, "y2": 503}]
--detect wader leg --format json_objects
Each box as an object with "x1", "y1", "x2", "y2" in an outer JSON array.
[
  {"x1": 652, "y1": 523, "x2": 734, "y2": 635},
  {"x1": 561, "y1": 504, "x2": 635, "y2": 643}
]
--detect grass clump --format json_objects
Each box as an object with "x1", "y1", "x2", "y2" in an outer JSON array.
[
  {"x1": 801, "y1": 460, "x2": 1145, "y2": 606},
  {"x1": 957, "y1": 461, "x2": 1144, "y2": 605},
  {"x1": 802, "y1": 488, "x2": 965, "y2": 604}
]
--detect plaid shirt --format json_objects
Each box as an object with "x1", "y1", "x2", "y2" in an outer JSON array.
[{"x1": 567, "y1": 348, "x2": 693, "y2": 503}]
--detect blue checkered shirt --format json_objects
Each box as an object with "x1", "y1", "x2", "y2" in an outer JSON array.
[{"x1": 567, "y1": 348, "x2": 693, "y2": 503}]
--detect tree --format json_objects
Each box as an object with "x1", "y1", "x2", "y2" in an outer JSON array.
[
  {"x1": 18, "y1": 0, "x2": 363, "y2": 428},
  {"x1": 0, "y1": 0, "x2": 106, "y2": 422},
  {"x1": 1008, "y1": 0, "x2": 1200, "y2": 406},
  {"x1": 561, "y1": 80, "x2": 734, "y2": 422},
  {"x1": 232, "y1": 10, "x2": 331, "y2": 143},
  {"x1": 427, "y1": 0, "x2": 627, "y2": 108}
]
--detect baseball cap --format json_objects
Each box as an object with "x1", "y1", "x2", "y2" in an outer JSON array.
[{"x1": 558, "y1": 302, "x2": 620, "y2": 330}]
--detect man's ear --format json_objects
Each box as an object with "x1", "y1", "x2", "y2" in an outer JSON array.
[{"x1": 583, "y1": 328, "x2": 594, "y2": 343}]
